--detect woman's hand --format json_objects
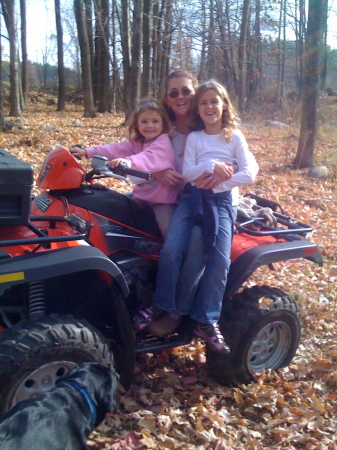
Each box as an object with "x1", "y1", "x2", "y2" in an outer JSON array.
[
  {"x1": 109, "y1": 158, "x2": 130, "y2": 168},
  {"x1": 195, "y1": 172, "x2": 224, "y2": 190},
  {"x1": 213, "y1": 161, "x2": 234, "y2": 180},
  {"x1": 70, "y1": 146, "x2": 87, "y2": 158},
  {"x1": 153, "y1": 168, "x2": 186, "y2": 187},
  {"x1": 195, "y1": 162, "x2": 235, "y2": 190}
]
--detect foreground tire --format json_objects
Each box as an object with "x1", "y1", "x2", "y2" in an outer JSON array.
[
  {"x1": 206, "y1": 285, "x2": 301, "y2": 385},
  {"x1": 0, "y1": 314, "x2": 115, "y2": 415}
]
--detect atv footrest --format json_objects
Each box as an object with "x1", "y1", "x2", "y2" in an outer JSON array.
[{"x1": 135, "y1": 332, "x2": 191, "y2": 354}]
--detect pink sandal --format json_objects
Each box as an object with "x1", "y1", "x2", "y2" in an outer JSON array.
[
  {"x1": 132, "y1": 306, "x2": 164, "y2": 330},
  {"x1": 194, "y1": 322, "x2": 230, "y2": 353}
]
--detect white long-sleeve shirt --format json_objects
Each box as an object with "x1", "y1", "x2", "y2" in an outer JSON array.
[{"x1": 182, "y1": 129, "x2": 259, "y2": 205}]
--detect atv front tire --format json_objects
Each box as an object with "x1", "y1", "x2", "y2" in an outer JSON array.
[
  {"x1": 206, "y1": 285, "x2": 301, "y2": 385},
  {"x1": 0, "y1": 314, "x2": 115, "y2": 415}
]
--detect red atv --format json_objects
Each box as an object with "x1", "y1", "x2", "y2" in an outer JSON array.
[{"x1": 0, "y1": 147, "x2": 323, "y2": 414}]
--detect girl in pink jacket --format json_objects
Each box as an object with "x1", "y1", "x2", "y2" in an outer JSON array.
[{"x1": 70, "y1": 100, "x2": 181, "y2": 238}]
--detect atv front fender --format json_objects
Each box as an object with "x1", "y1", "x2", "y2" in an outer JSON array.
[
  {"x1": 0, "y1": 245, "x2": 135, "y2": 389},
  {"x1": 0, "y1": 245, "x2": 129, "y2": 297},
  {"x1": 225, "y1": 239, "x2": 323, "y2": 299}
]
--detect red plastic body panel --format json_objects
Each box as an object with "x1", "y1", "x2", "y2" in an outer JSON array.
[
  {"x1": 31, "y1": 194, "x2": 163, "y2": 260},
  {"x1": 37, "y1": 147, "x2": 84, "y2": 190},
  {"x1": 0, "y1": 222, "x2": 86, "y2": 257},
  {"x1": 231, "y1": 232, "x2": 287, "y2": 262}
]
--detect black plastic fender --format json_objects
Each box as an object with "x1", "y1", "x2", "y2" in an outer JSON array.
[
  {"x1": 225, "y1": 238, "x2": 323, "y2": 299},
  {"x1": 0, "y1": 245, "x2": 129, "y2": 296},
  {"x1": 0, "y1": 245, "x2": 136, "y2": 389}
]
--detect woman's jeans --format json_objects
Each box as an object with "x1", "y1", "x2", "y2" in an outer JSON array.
[{"x1": 153, "y1": 195, "x2": 236, "y2": 324}]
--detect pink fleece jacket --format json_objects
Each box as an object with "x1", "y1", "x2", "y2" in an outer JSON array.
[{"x1": 86, "y1": 133, "x2": 180, "y2": 205}]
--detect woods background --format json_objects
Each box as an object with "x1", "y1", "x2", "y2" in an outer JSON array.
[
  {"x1": 1, "y1": 2, "x2": 337, "y2": 447},
  {"x1": 1, "y1": 0, "x2": 337, "y2": 168}
]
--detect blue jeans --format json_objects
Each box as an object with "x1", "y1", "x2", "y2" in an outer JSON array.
[
  {"x1": 175, "y1": 224, "x2": 205, "y2": 314},
  {"x1": 153, "y1": 195, "x2": 236, "y2": 324}
]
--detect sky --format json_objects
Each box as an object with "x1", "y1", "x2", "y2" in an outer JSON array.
[
  {"x1": 1, "y1": 0, "x2": 337, "y2": 66},
  {"x1": 24, "y1": 0, "x2": 69, "y2": 65}
]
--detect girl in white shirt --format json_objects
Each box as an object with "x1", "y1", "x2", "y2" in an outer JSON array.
[{"x1": 144, "y1": 80, "x2": 258, "y2": 352}]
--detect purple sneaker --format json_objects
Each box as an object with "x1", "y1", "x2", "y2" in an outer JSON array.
[
  {"x1": 132, "y1": 306, "x2": 164, "y2": 330},
  {"x1": 194, "y1": 322, "x2": 230, "y2": 353}
]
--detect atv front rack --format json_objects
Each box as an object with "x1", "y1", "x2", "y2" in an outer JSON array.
[{"x1": 0, "y1": 215, "x2": 92, "y2": 248}]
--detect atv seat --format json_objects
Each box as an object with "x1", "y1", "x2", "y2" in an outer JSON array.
[{"x1": 60, "y1": 185, "x2": 163, "y2": 238}]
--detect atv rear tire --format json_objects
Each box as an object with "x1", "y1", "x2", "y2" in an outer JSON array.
[
  {"x1": 0, "y1": 314, "x2": 115, "y2": 415},
  {"x1": 206, "y1": 285, "x2": 301, "y2": 385}
]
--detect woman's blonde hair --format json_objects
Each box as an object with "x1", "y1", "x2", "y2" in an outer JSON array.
[
  {"x1": 128, "y1": 99, "x2": 173, "y2": 142},
  {"x1": 189, "y1": 80, "x2": 240, "y2": 141}
]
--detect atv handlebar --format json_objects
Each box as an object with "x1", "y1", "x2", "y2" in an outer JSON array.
[
  {"x1": 112, "y1": 164, "x2": 152, "y2": 181},
  {"x1": 85, "y1": 155, "x2": 152, "y2": 183}
]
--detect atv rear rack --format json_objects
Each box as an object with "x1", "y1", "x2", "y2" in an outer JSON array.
[
  {"x1": 238, "y1": 194, "x2": 312, "y2": 238},
  {"x1": 0, "y1": 216, "x2": 92, "y2": 248},
  {"x1": 237, "y1": 213, "x2": 312, "y2": 238}
]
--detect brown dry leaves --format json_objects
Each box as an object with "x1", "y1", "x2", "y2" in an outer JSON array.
[{"x1": 1, "y1": 98, "x2": 337, "y2": 449}]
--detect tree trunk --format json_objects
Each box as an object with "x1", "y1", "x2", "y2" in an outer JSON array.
[
  {"x1": 159, "y1": 0, "x2": 173, "y2": 93},
  {"x1": 129, "y1": 0, "x2": 143, "y2": 111},
  {"x1": 142, "y1": 0, "x2": 152, "y2": 97},
  {"x1": 94, "y1": 0, "x2": 110, "y2": 112},
  {"x1": 206, "y1": 0, "x2": 217, "y2": 79},
  {"x1": 198, "y1": 0, "x2": 207, "y2": 82},
  {"x1": 297, "y1": 0, "x2": 306, "y2": 97},
  {"x1": 320, "y1": 0, "x2": 328, "y2": 90},
  {"x1": 294, "y1": 0, "x2": 325, "y2": 169},
  {"x1": 19, "y1": 0, "x2": 27, "y2": 108},
  {"x1": 152, "y1": 0, "x2": 164, "y2": 98},
  {"x1": 85, "y1": 0, "x2": 95, "y2": 91},
  {"x1": 110, "y1": 0, "x2": 121, "y2": 112},
  {"x1": 1, "y1": 0, "x2": 21, "y2": 117},
  {"x1": 225, "y1": 0, "x2": 237, "y2": 95},
  {"x1": 238, "y1": 0, "x2": 250, "y2": 115},
  {"x1": 120, "y1": 0, "x2": 132, "y2": 116},
  {"x1": 0, "y1": 18, "x2": 5, "y2": 131},
  {"x1": 275, "y1": 0, "x2": 286, "y2": 113},
  {"x1": 121, "y1": 0, "x2": 142, "y2": 118},
  {"x1": 55, "y1": 0, "x2": 66, "y2": 111},
  {"x1": 215, "y1": 0, "x2": 236, "y2": 96},
  {"x1": 74, "y1": 0, "x2": 96, "y2": 117}
]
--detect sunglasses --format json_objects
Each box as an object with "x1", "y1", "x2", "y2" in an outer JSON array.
[{"x1": 168, "y1": 87, "x2": 193, "y2": 99}]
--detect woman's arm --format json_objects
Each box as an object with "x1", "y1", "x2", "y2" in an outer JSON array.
[{"x1": 152, "y1": 169, "x2": 186, "y2": 186}]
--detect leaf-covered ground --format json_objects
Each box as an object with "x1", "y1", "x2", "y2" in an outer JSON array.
[{"x1": 1, "y1": 97, "x2": 337, "y2": 449}]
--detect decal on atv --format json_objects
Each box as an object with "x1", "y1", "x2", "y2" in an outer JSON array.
[
  {"x1": 39, "y1": 163, "x2": 51, "y2": 184},
  {"x1": 34, "y1": 195, "x2": 53, "y2": 212},
  {"x1": 0, "y1": 272, "x2": 25, "y2": 283}
]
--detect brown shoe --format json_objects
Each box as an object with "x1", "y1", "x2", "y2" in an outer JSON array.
[{"x1": 148, "y1": 313, "x2": 183, "y2": 337}]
